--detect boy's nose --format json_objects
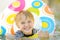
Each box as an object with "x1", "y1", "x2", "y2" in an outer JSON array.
[{"x1": 25, "y1": 23, "x2": 29, "y2": 27}]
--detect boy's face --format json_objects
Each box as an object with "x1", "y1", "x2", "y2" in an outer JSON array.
[{"x1": 17, "y1": 15, "x2": 34, "y2": 34}]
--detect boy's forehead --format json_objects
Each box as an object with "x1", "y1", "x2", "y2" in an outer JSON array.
[
  {"x1": 20, "y1": 17, "x2": 32, "y2": 21},
  {"x1": 19, "y1": 13, "x2": 32, "y2": 19}
]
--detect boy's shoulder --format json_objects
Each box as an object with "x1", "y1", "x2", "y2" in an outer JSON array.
[
  {"x1": 15, "y1": 29, "x2": 38, "y2": 38},
  {"x1": 15, "y1": 30, "x2": 24, "y2": 38}
]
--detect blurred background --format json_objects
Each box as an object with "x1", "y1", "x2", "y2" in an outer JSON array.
[
  {"x1": 0, "y1": 0, "x2": 60, "y2": 40},
  {"x1": 0, "y1": 0, "x2": 60, "y2": 33},
  {"x1": 0, "y1": 0, "x2": 16, "y2": 12},
  {"x1": 43, "y1": 0, "x2": 60, "y2": 32}
]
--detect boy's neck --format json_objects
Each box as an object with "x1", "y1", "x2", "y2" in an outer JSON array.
[
  {"x1": 23, "y1": 30, "x2": 32, "y2": 35},
  {"x1": 23, "y1": 30, "x2": 34, "y2": 37}
]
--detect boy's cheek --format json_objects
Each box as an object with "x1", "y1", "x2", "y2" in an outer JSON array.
[
  {"x1": 19, "y1": 26, "x2": 24, "y2": 30},
  {"x1": 30, "y1": 23, "x2": 34, "y2": 27}
]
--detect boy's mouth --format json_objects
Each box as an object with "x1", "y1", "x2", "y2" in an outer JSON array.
[{"x1": 24, "y1": 27, "x2": 32, "y2": 31}]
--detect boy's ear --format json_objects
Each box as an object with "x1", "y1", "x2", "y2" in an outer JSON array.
[
  {"x1": 17, "y1": 26, "x2": 20, "y2": 28},
  {"x1": 18, "y1": 26, "x2": 22, "y2": 30}
]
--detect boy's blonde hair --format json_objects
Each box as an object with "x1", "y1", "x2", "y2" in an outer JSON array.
[{"x1": 15, "y1": 11, "x2": 34, "y2": 27}]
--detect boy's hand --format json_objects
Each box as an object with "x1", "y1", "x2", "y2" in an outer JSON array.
[{"x1": 38, "y1": 31, "x2": 49, "y2": 40}]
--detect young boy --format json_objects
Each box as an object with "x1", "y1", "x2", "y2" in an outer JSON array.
[{"x1": 15, "y1": 10, "x2": 49, "y2": 40}]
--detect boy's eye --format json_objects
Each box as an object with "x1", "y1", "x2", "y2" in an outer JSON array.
[
  {"x1": 21, "y1": 22, "x2": 25, "y2": 24},
  {"x1": 28, "y1": 21, "x2": 31, "y2": 23}
]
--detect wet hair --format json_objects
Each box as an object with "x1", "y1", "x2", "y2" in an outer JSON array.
[{"x1": 15, "y1": 10, "x2": 34, "y2": 27}]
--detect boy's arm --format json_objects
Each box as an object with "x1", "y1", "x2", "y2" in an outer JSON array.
[
  {"x1": 38, "y1": 31, "x2": 49, "y2": 40},
  {"x1": 19, "y1": 38, "x2": 22, "y2": 40}
]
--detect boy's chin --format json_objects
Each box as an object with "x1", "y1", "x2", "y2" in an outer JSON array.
[
  {"x1": 24, "y1": 30, "x2": 31, "y2": 32},
  {"x1": 23, "y1": 28, "x2": 33, "y2": 32},
  {"x1": 23, "y1": 29, "x2": 32, "y2": 33}
]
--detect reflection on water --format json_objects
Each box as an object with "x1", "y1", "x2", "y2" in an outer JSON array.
[{"x1": 0, "y1": 35, "x2": 60, "y2": 40}]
